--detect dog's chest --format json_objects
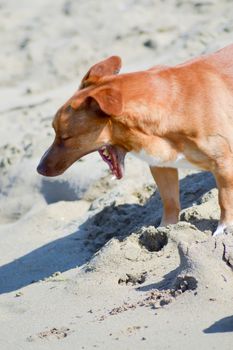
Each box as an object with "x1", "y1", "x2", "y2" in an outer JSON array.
[{"x1": 131, "y1": 149, "x2": 201, "y2": 170}]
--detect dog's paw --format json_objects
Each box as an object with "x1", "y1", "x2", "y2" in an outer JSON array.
[{"x1": 212, "y1": 223, "x2": 233, "y2": 237}]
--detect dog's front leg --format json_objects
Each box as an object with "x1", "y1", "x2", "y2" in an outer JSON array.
[{"x1": 150, "y1": 166, "x2": 180, "y2": 226}]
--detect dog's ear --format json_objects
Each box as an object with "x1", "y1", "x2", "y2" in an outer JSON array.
[
  {"x1": 90, "y1": 87, "x2": 123, "y2": 116},
  {"x1": 81, "y1": 56, "x2": 122, "y2": 88},
  {"x1": 71, "y1": 86, "x2": 123, "y2": 116}
]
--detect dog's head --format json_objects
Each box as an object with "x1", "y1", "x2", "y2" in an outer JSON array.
[{"x1": 37, "y1": 56, "x2": 127, "y2": 178}]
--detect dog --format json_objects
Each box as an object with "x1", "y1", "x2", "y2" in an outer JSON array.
[{"x1": 37, "y1": 44, "x2": 233, "y2": 236}]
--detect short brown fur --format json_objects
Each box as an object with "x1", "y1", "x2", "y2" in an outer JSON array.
[{"x1": 37, "y1": 45, "x2": 233, "y2": 235}]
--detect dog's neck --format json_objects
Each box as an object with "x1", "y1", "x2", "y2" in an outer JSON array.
[{"x1": 106, "y1": 71, "x2": 177, "y2": 152}]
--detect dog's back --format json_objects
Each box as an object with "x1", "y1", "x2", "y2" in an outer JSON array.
[
  {"x1": 208, "y1": 44, "x2": 233, "y2": 75},
  {"x1": 175, "y1": 44, "x2": 233, "y2": 82}
]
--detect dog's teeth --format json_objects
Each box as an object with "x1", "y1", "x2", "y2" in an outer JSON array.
[{"x1": 103, "y1": 149, "x2": 109, "y2": 157}]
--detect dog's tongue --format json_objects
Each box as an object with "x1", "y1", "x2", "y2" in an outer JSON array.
[{"x1": 98, "y1": 145, "x2": 126, "y2": 179}]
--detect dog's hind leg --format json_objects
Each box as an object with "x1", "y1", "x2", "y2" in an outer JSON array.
[
  {"x1": 213, "y1": 161, "x2": 233, "y2": 236},
  {"x1": 150, "y1": 167, "x2": 180, "y2": 226}
]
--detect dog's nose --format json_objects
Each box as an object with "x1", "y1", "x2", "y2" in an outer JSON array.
[
  {"x1": 37, "y1": 161, "x2": 61, "y2": 177},
  {"x1": 37, "y1": 163, "x2": 47, "y2": 176}
]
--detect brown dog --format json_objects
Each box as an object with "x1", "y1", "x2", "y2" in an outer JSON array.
[{"x1": 37, "y1": 44, "x2": 233, "y2": 236}]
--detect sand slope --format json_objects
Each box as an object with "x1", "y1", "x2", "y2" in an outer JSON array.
[{"x1": 1, "y1": 0, "x2": 233, "y2": 349}]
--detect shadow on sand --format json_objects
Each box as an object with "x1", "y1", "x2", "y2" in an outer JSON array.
[{"x1": 203, "y1": 315, "x2": 233, "y2": 333}]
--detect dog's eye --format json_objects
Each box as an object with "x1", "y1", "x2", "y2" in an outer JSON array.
[{"x1": 61, "y1": 136, "x2": 72, "y2": 141}]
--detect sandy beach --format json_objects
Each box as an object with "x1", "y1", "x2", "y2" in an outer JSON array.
[{"x1": 1, "y1": 0, "x2": 233, "y2": 349}]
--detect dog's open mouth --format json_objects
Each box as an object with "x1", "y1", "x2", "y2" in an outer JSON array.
[{"x1": 98, "y1": 145, "x2": 126, "y2": 179}]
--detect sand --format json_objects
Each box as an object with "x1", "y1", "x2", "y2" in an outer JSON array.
[{"x1": 1, "y1": 0, "x2": 233, "y2": 349}]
